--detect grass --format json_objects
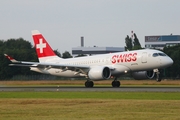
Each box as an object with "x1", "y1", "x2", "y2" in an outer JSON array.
[
  {"x1": 0, "y1": 92, "x2": 180, "y2": 100},
  {"x1": 0, "y1": 80, "x2": 180, "y2": 120},
  {"x1": 0, "y1": 92, "x2": 180, "y2": 120},
  {"x1": 1, "y1": 99, "x2": 180, "y2": 120}
]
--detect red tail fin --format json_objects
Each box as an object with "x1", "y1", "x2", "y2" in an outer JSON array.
[{"x1": 32, "y1": 30, "x2": 56, "y2": 58}]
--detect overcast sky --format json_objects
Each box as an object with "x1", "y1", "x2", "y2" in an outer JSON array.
[{"x1": 0, "y1": 0, "x2": 180, "y2": 53}]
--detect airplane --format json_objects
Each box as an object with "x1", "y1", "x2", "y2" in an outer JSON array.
[{"x1": 5, "y1": 30, "x2": 173, "y2": 87}]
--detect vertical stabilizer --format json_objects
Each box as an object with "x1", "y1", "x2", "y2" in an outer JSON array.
[{"x1": 32, "y1": 30, "x2": 61, "y2": 62}]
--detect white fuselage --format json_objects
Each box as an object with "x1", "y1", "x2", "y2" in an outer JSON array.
[{"x1": 30, "y1": 49, "x2": 173, "y2": 78}]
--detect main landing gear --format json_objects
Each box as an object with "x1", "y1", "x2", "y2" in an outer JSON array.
[
  {"x1": 154, "y1": 69, "x2": 162, "y2": 82},
  {"x1": 85, "y1": 77, "x2": 121, "y2": 88},
  {"x1": 85, "y1": 80, "x2": 94, "y2": 88},
  {"x1": 111, "y1": 77, "x2": 121, "y2": 87}
]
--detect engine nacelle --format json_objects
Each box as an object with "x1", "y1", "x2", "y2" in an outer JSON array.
[
  {"x1": 132, "y1": 70, "x2": 155, "y2": 80},
  {"x1": 88, "y1": 66, "x2": 111, "y2": 80}
]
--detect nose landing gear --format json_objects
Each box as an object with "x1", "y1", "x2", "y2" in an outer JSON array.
[{"x1": 154, "y1": 69, "x2": 162, "y2": 82}]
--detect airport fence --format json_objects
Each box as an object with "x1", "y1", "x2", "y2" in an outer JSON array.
[
  {"x1": 0, "y1": 75, "x2": 134, "y2": 81},
  {"x1": 0, "y1": 75, "x2": 175, "y2": 81}
]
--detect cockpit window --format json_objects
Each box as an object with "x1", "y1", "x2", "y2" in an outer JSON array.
[
  {"x1": 152, "y1": 53, "x2": 158, "y2": 57},
  {"x1": 153, "y1": 53, "x2": 167, "y2": 57},
  {"x1": 158, "y1": 53, "x2": 167, "y2": 56}
]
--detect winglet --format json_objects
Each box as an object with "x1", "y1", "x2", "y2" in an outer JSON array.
[{"x1": 4, "y1": 54, "x2": 18, "y2": 63}]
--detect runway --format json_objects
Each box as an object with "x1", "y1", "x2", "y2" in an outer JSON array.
[{"x1": 0, "y1": 86, "x2": 180, "y2": 92}]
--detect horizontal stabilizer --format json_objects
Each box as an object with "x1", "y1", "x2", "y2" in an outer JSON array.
[{"x1": 4, "y1": 54, "x2": 19, "y2": 63}]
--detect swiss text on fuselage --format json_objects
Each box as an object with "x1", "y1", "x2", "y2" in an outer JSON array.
[{"x1": 111, "y1": 53, "x2": 137, "y2": 64}]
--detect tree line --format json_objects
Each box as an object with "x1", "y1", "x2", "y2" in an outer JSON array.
[
  {"x1": 0, "y1": 38, "x2": 72, "y2": 80},
  {"x1": 0, "y1": 36, "x2": 179, "y2": 80}
]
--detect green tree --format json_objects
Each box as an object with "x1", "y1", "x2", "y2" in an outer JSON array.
[
  {"x1": 163, "y1": 45, "x2": 180, "y2": 79},
  {"x1": 62, "y1": 51, "x2": 72, "y2": 58},
  {"x1": 0, "y1": 38, "x2": 75, "y2": 79},
  {"x1": 125, "y1": 33, "x2": 142, "y2": 51},
  {"x1": 0, "y1": 54, "x2": 14, "y2": 79},
  {"x1": 125, "y1": 35, "x2": 133, "y2": 51},
  {"x1": 54, "y1": 49, "x2": 61, "y2": 57},
  {"x1": 133, "y1": 33, "x2": 142, "y2": 50},
  {"x1": 0, "y1": 38, "x2": 38, "y2": 80},
  {"x1": 75, "y1": 54, "x2": 87, "y2": 57}
]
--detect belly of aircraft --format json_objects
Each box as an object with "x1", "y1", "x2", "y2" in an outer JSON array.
[{"x1": 50, "y1": 69, "x2": 83, "y2": 77}]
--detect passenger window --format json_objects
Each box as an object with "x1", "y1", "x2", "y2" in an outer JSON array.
[{"x1": 152, "y1": 53, "x2": 158, "y2": 57}]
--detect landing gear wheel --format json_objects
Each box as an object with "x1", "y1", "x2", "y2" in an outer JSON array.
[
  {"x1": 112, "y1": 81, "x2": 120, "y2": 87},
  {"x1": 85, "y1": 81, "x2": 94, "y2": 88},
  {"x1": 156, "y1": 74, "x2": 162, "y2": 82}
]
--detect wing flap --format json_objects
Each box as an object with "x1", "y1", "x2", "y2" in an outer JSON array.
[{"x1": 9, "y1": 61, "x2": 90, "y2": 71}]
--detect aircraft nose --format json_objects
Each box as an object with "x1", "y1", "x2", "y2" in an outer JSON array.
[
  {"x1": 169, "y1": 57, "x2": 173, "y2": 65},
  {"x1": 166, "y1": 57, "x2": 173, "y2": 67}
]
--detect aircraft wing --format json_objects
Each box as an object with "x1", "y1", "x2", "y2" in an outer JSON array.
[
  {"x1": 5, "y1": 54, "x2": 115, "y2": 74},
  {"x1": 9, "y1": 61, "x2": 90, "y2": 69},
  {"x1": 9, "y1": 61, "x2": 115, "y2": 70},
  {"x1": 5, "y1": 54, "x2": 90, "y2": 69}
]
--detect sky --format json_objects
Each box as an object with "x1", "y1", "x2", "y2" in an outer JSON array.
[{"x1": 0, "y1": 0, "x2": 180, "y2": 53}]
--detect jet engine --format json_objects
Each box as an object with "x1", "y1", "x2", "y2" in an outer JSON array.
[
  {"x1": 132, "y1": 70, "x2": 155, "y2": 80},
  {"x1": 88, "y1": 66, "x2": 111, "y2": 80}
]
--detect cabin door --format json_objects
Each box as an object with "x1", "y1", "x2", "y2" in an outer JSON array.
[{"x1": 141, "y1": 52, "x2": 147, "y2": 63}]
